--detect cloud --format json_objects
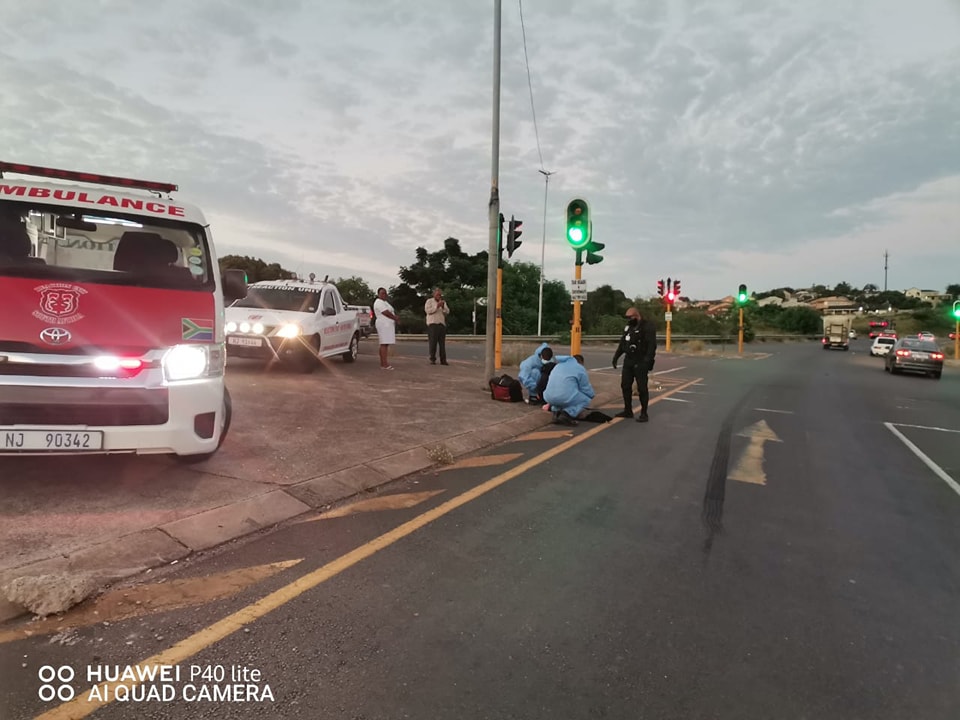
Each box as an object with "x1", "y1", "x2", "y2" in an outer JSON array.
[{"x1": 0, "y1": 0, "x2": 957, "y2": 299}]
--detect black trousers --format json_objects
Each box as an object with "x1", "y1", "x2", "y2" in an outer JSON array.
[
  {"x1": 621, "y1": 359, "x2": 650, "y2": 413},
  {"x1": 427, "y1": 323, "x2": 447, "y2": 363}
]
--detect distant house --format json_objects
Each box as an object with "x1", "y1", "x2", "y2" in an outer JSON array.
[
  {"x1": 809, "y1": 296, "x2": 858, "y2": 315},
  {"x1": 757, "y1": 296, "x2": 783, "y2": 307},
  {"x1": 904, "y1": 288, "x2": 951, "y2": 305}
]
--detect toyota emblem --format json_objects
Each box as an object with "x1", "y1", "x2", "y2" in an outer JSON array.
[{"x1": 40, "y1": 327, "x2": 72, "y2": 345}]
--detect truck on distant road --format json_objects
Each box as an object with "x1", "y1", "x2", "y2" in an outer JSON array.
[{"x1": 822, "y1": 316, "x2": 853, "y2": 350}]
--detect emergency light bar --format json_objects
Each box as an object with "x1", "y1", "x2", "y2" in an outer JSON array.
[{"x1": 0, "y1": 162, "x2": 178, "y2": 193}]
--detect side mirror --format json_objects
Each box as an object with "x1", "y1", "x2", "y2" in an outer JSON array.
[{"x1": 222, "y1": 269, "x2": 247, "y2": 301}]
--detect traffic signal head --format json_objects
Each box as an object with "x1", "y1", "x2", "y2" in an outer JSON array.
[
  {"x1": 657, "y1": 279, "x2": 664, "y2": 297},
  {"x1": 566, "y1": 199, "x2": 590, "y2": 249},
  {"x1": 506, "y1": 215, "x2": 523, "y2": 258},
  {"x1": 737, "y1": 284, "x2": 748, "y2": 304},
  {"x1": 953, "y1": 299, "x2": 960, "y2": 319},
  {"x1": 666, "y1": 289, "x2": 676, "y2": 303},
  {"x1": 584, "y1": 240, "x2": 604, "y2": 265},
  {"x1": 674, "y1": 279, "x2": 681, "y2": 297}
]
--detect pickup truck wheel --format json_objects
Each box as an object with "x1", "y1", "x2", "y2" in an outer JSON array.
[
  {"x1": 176, "y1": 387, "x2": 233, "y2": 464},
  {"x1": 342, "y1": 332, "x2": 359, "y2": 363}
]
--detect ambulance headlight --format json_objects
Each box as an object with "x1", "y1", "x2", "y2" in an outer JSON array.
[
  {"x1": 163, "y1": 345, "x2": 209, "y2": 381},
  {"x1": 277, "y1": 323, "x2": 302, "y2": 338},
  {"x1": 239, "y1": 322, "x2": 251, "y2": 333},
  {"x1": 225, "y1": 321, "x2": 238, "y2": 333},
  {"x1": 252, "y1": 322, "x2": 265, "y2": 335}
]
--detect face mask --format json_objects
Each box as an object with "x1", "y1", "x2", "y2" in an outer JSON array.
[{"x1": 628, "y1": 318, "x2": 638, "y2": 326}]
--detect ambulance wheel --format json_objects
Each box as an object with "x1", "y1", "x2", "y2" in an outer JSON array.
[
  {"x1": 176, "y1": 388, "x2": 233, "y2": 464},
  {"x1": 342, "y1": 333, "x2": 359, "y2": 363}
]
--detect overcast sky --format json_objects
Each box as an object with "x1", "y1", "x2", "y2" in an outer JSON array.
[{"x1": 1, "y1": 0, "x2": 957, "y2": 300}]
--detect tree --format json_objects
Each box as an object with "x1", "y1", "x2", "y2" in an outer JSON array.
[
  {"x1": 334, "y1": 276, "x2": 375, "y2": 305},
  {"x1": 219, "y1": 255, "x2": 296, "y2": 283},
  {"x1": 500, "y1": 261, "x2": 571, "y2": 335},
  {"x1": 581, "y1": 284, "x2": 631, "y2": 333},
  {"x1": 862, "y1": 283, "x2": 879, "y2": 294},
  {"x1": 833, "y1": 282, "x2": 853, "y2": 297},
  {"x1": 946, "y1": 283, "x2": 960, "y2": 298}
]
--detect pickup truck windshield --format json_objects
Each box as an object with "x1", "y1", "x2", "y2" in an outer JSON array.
[
  {"x1": 233, "y1": 287, "x2": 321, "y2": 313},
  {"x1": 0, "y1": 204, "x2": 211, "y2": 290}
]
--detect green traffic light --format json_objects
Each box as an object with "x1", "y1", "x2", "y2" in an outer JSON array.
[
  {"x1": 566, "y1": 199, "x2": 590, "y2": 249},
  {"x1": 738, "y1": 293, "x2": 747, "y2": 303},
  {"x1": 953, "y1": 300, "x2": 960, "y2": 319}
]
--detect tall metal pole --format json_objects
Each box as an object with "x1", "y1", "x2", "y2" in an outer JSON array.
[
  {"x1": 484, "y1": 0, "x2": 502, "y2": 383},
  {"x1": 571, "y1": 254, "x2": 582, "y2": 355},
  {"x1": 738, "y1": 306, "x2": 744, "y2": 354},
  {"x1": 537, "y1": 169, "x2": 554, "y2": 337},
  {"x1": 883, "y1": 249, "x2": 889, "y2": 292}
]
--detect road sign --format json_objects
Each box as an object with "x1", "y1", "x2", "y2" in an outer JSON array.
[
  {"x1": 570, "y1": 279, "x2": 587, "y2": 289},
  {"x1": 571, "y1": 290, "x2": 588, "y2": 302},
  {"x1": 664, "y1": 312, "x2": 673, "y2": 321}
]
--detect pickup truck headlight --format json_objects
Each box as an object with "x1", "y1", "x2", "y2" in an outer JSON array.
[
  {"x1": 163, "y1": 344, "x2": 222, "y2": 381},
  {"x1": 277, "y1": 323, "x2": 302, "y2": 338}
]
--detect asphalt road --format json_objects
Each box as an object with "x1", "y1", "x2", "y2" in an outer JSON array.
[{"x1": 3, "y1": 339, "x2": 959, "y2": 719}]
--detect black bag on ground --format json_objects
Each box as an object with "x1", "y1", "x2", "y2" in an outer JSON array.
[{"x1": 489, "y1": 374, "x2": 524, "y2": 403}]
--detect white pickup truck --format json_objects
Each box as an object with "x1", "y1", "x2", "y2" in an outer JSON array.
[{"x1": 225, "y1": 279, "x2": 360, "y2": 371}]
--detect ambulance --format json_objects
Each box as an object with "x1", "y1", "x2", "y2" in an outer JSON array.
[{"x1": 0, "y1": 162, "x2": 247, "y2": 461}]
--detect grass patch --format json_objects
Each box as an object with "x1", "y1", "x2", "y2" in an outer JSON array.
[{"x1": 426, "y1": 444, "x2": 455, "y2": 466}]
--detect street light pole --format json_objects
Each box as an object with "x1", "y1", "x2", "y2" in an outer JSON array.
[
  {"x1": 484, "y1": 0, "x2": 502, "y2": 383},
  {"x1": 537, "y1": 169, "x2": 554, "y2": 337}
]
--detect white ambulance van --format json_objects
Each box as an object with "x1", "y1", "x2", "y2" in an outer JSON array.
[{"x1": 0, "y1": 162, "x2": 247, "y2": 461}]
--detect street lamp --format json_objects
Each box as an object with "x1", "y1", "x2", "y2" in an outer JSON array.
[{"x1": 537, "y1": 169, "x2": 555, "y2": 337}]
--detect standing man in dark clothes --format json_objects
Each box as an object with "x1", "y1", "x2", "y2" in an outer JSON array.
[
  {"x1": 424, "y1": 288, "x2": 450, "y2": 365},
  {"x1": 612, "y1": 306, "x2": 657, "y2": 422}
]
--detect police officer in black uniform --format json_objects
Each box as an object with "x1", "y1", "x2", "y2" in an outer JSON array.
[{"x1": 612, "y1": 306, "x2": 657, "y2": 422}]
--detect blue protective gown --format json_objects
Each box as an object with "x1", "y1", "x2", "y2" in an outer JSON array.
[
  {"x1": 518, "y1": 342, "x2": 550, "y2": 393},
  {"x1": 543, "y1": 357, "x2": 596, "y2": 418}
]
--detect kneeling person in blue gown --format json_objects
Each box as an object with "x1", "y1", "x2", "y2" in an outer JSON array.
[{"x1": 543, "y1": 354, "x2": 595, "y2": 425}]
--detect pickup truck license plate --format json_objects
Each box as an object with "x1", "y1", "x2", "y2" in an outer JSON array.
[
  {"x1": 2, "y1": 430, "x2": 104, "y2": 451},
  {"x1": 228, "y1": 337, "x2": 262, "y2": 347}
]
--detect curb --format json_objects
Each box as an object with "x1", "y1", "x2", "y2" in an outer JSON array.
[{"x1": 1, "y1": 393, "x2": 616, "y2": 624}]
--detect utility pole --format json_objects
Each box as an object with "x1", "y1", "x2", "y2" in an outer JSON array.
[
  {"x1": 536, "y1": 169, "x2": 554, "y2": 337},
  {"x1": 883, "y1": 249, "x2": 889, "y2": 292},
  {"x1": 484, "y1": 0, "x2": 502, "y2": 383}
]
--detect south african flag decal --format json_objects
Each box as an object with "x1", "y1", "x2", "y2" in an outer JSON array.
[{"x1": 181, "y1": 318, "x2": 214, "y2": 341}]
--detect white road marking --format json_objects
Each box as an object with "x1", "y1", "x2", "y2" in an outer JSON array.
[
  {"x1": 589, "y1": 365, "x2": 687, "y2": 374},
  {"x1": 889, "y1": 423, "x2": 960, "y2": 434},
  {"x1": 884, "y1": 422, "x2": 960, "y2": 499},
  {"x1": 653, "y1": 367, "x2": 686, "y2": 375},
  {"x1": 755, "y1": 408, "x2": 794, "y2": 415},
  {"x1": 660, "y1": 397, "x2": 691, "y2": 403}
]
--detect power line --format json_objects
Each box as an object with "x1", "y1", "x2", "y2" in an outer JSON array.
[{"x1": 518, "y1": 0, "x2": 545, "y2": 171}]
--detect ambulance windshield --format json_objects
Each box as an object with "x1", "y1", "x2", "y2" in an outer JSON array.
[{"x1": 0, "y1": 205, "x2": 211, "y2": 290}]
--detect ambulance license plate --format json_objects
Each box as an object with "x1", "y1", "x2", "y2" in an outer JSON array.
[
  {"x1": 228, "y1": 337, "x2": 262, "y2": 347},
  {"x1": 2, "y1": 430, "x2": 104, "y2": 451}
]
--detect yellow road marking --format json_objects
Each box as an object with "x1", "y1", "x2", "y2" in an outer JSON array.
[
  {"x1": 37, "y1": 376, "x2": 702, "y2": 720},
  {"x1": 439, "y1": 453, "x2": 523, "y2": 471},
  {"x1": 308, "y1": 490, "x2": 446, "y2": 520},
  {"x1": 517, "y1": 430, "x2": 574, "y2": 441},
  {"x1": 1, "y1": 560, "x2": 301, "y2": 646},
  {"x1": 727, "y1": 419, "x2": 783, "y2": 485}
]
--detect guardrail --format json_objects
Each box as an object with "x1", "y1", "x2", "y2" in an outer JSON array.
[{"x1": 391, "y1": 334, "x2": 822, "y2": 344}]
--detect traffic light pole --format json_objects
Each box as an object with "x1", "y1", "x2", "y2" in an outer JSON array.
[
  {"x1": 955, "y1": 319, "x2": 959, "y2": 360},
  {"x1": 571, "y1": 253, "x2": 583, "y2": 356},
  {"x1": 495, "y1": 261, "x2": 504, "y2": 368},
  {"x1": 665, "y1": 302, "x2": 672, "y2": 352},
  {"x1": 738, "y1": 307, "x2": 744, "y2": 354}
]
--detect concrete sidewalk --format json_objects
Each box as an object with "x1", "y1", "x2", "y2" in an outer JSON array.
[{"x1": 0, "y1": 343, "x2": 622, "y2": 621}]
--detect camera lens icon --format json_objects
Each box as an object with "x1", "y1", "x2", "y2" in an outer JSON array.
[{"x1": 38, "y1": 665, "x2": 76, "y2": 702}]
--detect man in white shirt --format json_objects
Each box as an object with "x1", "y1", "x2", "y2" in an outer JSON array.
[{"x1": 424, "y1": 287, "x2": 450, "y2": 365}]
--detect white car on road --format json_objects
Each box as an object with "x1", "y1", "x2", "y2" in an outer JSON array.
[{"x1": 870, "y1": 336, "x2": 897, "y2": 357}]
